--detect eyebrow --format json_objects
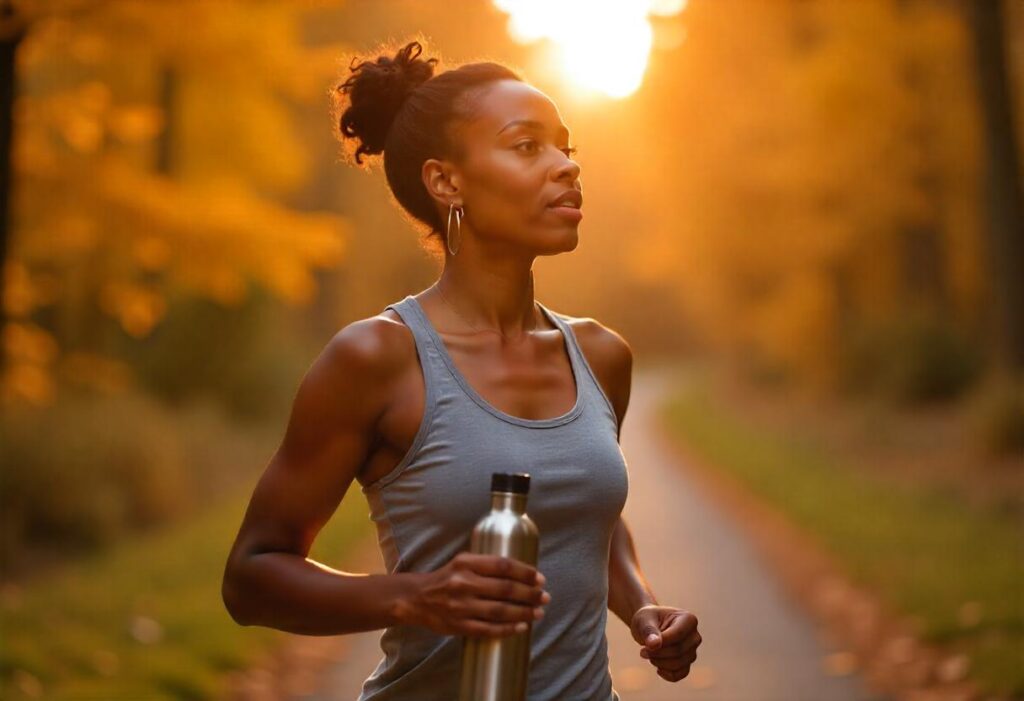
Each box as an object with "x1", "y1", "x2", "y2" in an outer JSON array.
[{"x1": 497, "y1": 119, "x2": 570, "y2": 140}]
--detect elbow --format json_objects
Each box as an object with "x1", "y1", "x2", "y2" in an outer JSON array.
[{"x1": 222, "y1": 558, "x2": 255, "y2": 626}]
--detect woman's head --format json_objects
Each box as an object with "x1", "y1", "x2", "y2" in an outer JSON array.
[{"x1": 331, "y1": 39, "x2": 582, "y2": 260}]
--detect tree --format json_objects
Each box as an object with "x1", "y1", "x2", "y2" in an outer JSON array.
[
  {"x1": 1, "y1": 0, "x2": 349, "y2": 406},
  {"x1": 964, "y1": 0, "x2": 1024, "y2": 370}
]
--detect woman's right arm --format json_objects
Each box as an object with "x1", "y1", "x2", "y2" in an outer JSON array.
[{"x1": 221, "y1": 317, "x2": 549, "y2": 637}]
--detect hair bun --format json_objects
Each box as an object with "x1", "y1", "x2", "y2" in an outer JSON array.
[{"x1": 334, "y1": 40, "x2": 439, "y2": 164}]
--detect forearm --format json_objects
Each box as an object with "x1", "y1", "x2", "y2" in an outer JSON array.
[
  {"x1": 224, "y1": 552, "x2": 422, "y2": 635},
  {"x1": 607, "y1": 517, "x2": 658, "y2": 626}
]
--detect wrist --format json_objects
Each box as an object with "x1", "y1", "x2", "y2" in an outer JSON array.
[
  {"x1": 389, "y1": 571, "x2": 425, "y2": 627},
  {"x1": 629, "y1": 592, "x2": 659, "y2": 620},
  {"x1": 608, "y1": 567, "x2": 659, "y2": 625}
]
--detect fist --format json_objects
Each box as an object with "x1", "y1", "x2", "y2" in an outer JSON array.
[{"x1": 630, "y1": 605, "x2": 701, "y2": 683}]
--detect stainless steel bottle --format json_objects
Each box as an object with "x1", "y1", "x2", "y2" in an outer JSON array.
[{"x1": 458, "y1": 472, "x2": 539, "y2": 701}]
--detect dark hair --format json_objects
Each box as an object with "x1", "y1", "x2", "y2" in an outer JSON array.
[{"x1": 330, "y1": 38, "x2": 522, "y2": 254}]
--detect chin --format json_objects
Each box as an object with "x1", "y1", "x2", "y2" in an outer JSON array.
[{"x1": 544, "y1": 227, "x2": 579, "y2": 254}]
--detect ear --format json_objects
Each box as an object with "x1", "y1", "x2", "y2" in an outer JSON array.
[{"x1": 422, "y1": 158, "x2": 462, "y2": 208}]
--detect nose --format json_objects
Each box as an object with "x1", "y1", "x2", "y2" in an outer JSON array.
[{"x1": 552, "y1": 152, "x2": 581, "y2": 183}]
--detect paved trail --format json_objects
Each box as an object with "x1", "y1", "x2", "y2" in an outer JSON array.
[{"x1": 300, "y1": 365, "x2": 887, "y2": 701}]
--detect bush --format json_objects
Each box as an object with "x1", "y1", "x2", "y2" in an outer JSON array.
[
  {"x1": 839, "y1": 312, "x2": 985, "y2": 404},
  {"x1": 125, "y1": 286, "x2": 310, "y2": 424},
  {"x1": 0, "y1": 391, "x2": 192, "y2": 571},
  {"x1": 0, "y1": 380, "x2": 289, "y2": 578},
  {"x1": 967, "y1": 373, "x2": 1024, "y2": 458}
]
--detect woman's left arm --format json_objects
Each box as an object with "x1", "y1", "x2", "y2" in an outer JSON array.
[
  {"x1": 586, "y1": 320, "x2": 703, "y2": 683},
  {"x1": 607, "y1": 516, "x2": 659, "y2": 626}
]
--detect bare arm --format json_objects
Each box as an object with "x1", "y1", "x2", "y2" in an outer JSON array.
[
  {"x1": 221, "y1": 318, "x2": 419, "y2": 635},
  {"x1": 221, "y1": 316, "x2": 548, "y2": 639},
  {"x1": 608, "y1": 517, "x2": 659, "y2": 626},
  {"x1": 581, "y1": 320, "x2": 661, "y2": 626}
]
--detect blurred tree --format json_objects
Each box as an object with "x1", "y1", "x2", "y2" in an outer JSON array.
[
  {"x1": 0, "y1": 1, "x2": 26, "y2": 375},
  {"x1": 0, "y1": 0, "x2": 349, "y2": 407},
  {"x1": 631, "y1": 0, "x2": 999, "y2": 392},
  {"x1": 964, "y1": 0, "x2": 1024, "y2": 370}
]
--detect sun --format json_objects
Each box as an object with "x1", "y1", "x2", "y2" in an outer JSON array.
[{"x1": 493, "y1": 0, "x2": 687, "y2": 99}]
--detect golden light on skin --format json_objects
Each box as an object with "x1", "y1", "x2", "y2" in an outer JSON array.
[{"x1": 493, "y1": 0, "x2": 687, "y2": 99}]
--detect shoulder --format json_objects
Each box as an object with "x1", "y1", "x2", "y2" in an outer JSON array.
[
  {"x1": 563, "y1": 316, "x2": 632, "y2": 376},
  {"x1": 552, "y1": 311, "x2": 633, "y2": 435},
  {"x1": 299, "y1": 310, "x2": 416, "y2": 424},
  {"x1": 321, "y1": 309, "x2": 414, "y2": 378}
]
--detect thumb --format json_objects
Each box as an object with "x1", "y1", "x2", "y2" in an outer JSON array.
[{"x1": 634, "y1": 612, "x2": 663, "y2": 649}]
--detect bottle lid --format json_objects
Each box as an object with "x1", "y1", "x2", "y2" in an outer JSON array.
[{"x1": 491, "y1": 472, "x2": 530, "y2": 494}]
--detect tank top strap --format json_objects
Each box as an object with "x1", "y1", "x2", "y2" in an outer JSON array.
[
  {"x1": 382, "y1": 295, "x2": 444, "y2": 426},
  {"x1": 536, "y1": 301, "x2": 620, "y2": 428},
  {"x1": 383, "y1": 295, "x2": 437, "y2": 364},
  {"x1": 383, "y1": 294, "x2": 617, "y2": 433}
]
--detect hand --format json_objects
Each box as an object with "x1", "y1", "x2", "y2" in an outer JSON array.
[
  {"x1": 403, "y1": 553, "x2": 551, "y2": 638},
  {"x1": 630, "y1": 605, "x2": 702, "y2": 682}
]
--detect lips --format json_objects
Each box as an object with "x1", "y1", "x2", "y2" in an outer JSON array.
[{"x1": 547, "y1": 189, "x2": 583, "y2": 209}]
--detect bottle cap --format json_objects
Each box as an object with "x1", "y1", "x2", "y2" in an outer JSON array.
[{"x1": 491, "y1": 472, "x2": 530, "y2": 494}]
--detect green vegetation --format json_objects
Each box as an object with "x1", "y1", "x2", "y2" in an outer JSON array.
[
  {"x1": 839, "y1": 313, "x2": 986, "y2": 405},
  {"x1": 966, "y1": 374, "x2": 1024, "y2": 457},
  {"x1": 660, "y1": 375, "x2": 1024, "y2": 698},
  {"x1": 0, "y1": 385, "x2": 297, "y2": 572},
  {"x1": 0, "y1": 484, "x2": 373, "y2": 700}
]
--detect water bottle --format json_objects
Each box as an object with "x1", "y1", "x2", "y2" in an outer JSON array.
[{"x1": 458, "y1": 472, "x2": 539, "y2": 701}]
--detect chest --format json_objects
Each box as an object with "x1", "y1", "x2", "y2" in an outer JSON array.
[
  {"x1": 365, "y1": 335, "x2": 592, "y2": 489},
  {"x1": 378, "y1": 416, "x2": 630, "y2": 549}
]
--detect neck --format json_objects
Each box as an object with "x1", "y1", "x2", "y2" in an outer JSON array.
[{"x1": 435, "y1": 256, "x2": 540, "y2": 338}]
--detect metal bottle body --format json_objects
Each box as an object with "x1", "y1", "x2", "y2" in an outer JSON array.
[{"x1": 458, "y1": 490, "x2": 539, "y2": 701}]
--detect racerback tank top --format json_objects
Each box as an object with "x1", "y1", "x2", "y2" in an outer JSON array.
[{"x1": 357, "y1": 294, "x2": 629, "y2": 701}]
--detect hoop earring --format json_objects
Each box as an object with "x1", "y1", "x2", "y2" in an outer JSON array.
[{"x1": 446, "y1": 202, "x2": 463, "y2": 256}]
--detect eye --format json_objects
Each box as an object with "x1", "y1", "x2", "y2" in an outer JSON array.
[
  {"x1": 515, "y1": 139, "x2": 539, "y2": 154},
  {"x1": 561, "y1": 145, "x2": 579, "y2": 158}
]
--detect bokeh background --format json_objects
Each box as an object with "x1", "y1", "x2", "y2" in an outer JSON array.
[{"x1": 1, "y1": 1, "x2": 1021, "y2": 699}]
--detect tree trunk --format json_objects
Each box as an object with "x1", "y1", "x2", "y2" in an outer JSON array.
[
  {"x1": 0, "y1": 4, "x2": 25, "y2": 373},
  {"x1": 966, "y1": 0, "x2": 1024, "y2": 369}
]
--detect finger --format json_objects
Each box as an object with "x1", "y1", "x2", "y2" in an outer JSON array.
[
  {"x1": 657, "y1": 665, "x2": 691, "y2": 683},
  {"x1": 467, "y1": 570, "x2": 549, "y2": 607},
  {"x1": 663, "y1": 628, "x2": 701, "y2": 654},
  {"x1": 681, "y1": 629, "x2": 702, "y2": 651},
  {"x1": 659, "y1": 611, "x2": 698, "y2": 645},
  {"x1": 640, "y1": 642, "x2": 686, "y2": 660},
  {"x1": 462, "y1": 597, "x2": 543, "y2": 625},
  {"x1": 650, "y1": 650, "x2": 698, "y2": 672},
  {"x1": 460, "y1": 553, "x2": 544, "y2": 586},
  {"x1": 460, "y1": 618, "x2": 530, "y2": 639},
  {"x1": 644, "y1": 633, "x2": 700, "y2": 659}
]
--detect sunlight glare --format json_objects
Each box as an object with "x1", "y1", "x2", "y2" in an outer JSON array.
[{"x1": 493, "y1": 0, "x2": 686, "y2": 99}]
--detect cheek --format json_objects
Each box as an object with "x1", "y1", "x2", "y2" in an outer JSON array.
[{"x1": 468, "y1": 154, "x2": 544, "y2": 221}]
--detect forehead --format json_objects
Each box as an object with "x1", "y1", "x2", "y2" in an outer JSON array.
[{"x1": 461, "y1": 80, "x2": 570, "y2": 141}]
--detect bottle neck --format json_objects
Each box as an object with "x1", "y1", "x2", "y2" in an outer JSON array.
[{"x1": 491, "y1": 491, "x2": 528, "y2": 515}]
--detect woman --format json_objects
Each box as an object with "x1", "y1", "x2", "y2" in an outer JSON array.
[{"x1": 222, "y1": 39, "x2": 702, "y2": 700}]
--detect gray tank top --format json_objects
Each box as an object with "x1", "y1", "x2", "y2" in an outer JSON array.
[{"x1": 357, "y1": 294, "x2": 629, "y2": 701}]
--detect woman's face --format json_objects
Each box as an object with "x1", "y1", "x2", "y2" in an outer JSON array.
[{"x1": 437, "y1": 79, "x2": 583, "y2": 254}]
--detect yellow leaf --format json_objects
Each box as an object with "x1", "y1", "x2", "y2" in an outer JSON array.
[
  {"x1": 108, "y1": 105, "x2": 165, "y2": 143},
  {"x1": 98, "y1": 282, "x2": 167, "y2": 337},
  {"x1": 59, "y1": 113, "x2": 103, "y2": 153},
  {"x1": 60, "y1": 351, "x2": 133, "y2": 393},
  {"x1": 1, "y1": 362, "x2": 55, "y2": 407},
  {"x1": 131, "y1": 236, "x2": 172, "y2": 271},
  {"x1": 2, "y1": 322, "x2": 58, "y2": 364}
]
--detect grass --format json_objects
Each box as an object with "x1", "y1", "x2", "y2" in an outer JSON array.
[
  {"x1": 659, "y1": 372, "x2": 1024, "y2": 698},
  {"x1": 0, "y1": 482, "x2": 374, "y2": 700}
]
